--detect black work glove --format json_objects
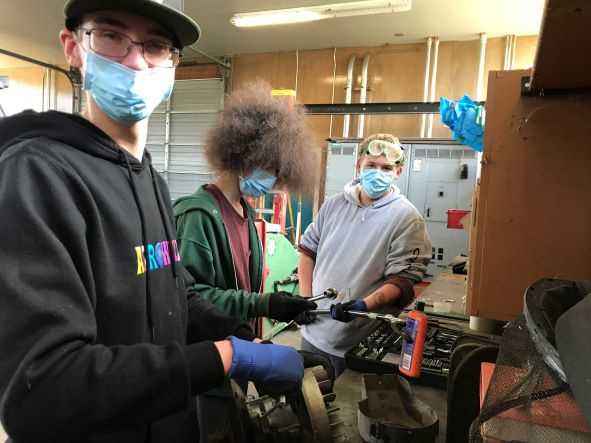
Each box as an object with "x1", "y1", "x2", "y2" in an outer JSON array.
[
  {"x1": 329, "y1": 299, "x2": 367, "y2": 323},
  {"x1": 293, "y1": 310, "x2": 317, "y2": 325},
  {"x1": 267, "y1": 292, "x2": 317, "y2": 322}
]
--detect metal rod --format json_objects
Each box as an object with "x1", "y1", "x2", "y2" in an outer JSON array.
[
  {"x1": 308, "y1": 288, "x2": 338, "y2": 302},
  {"x1": 309, "y1": 309, "x2": 406, "y2": 325},
  {"x1": 357, "y1": 54, "x2": 370, "y2": 138},
  {"x1": 0, "y1": 48, "x2": 73, "y2": 80},
  {"x1": 510, "y1": 34, "x2": 517, "y2": 69},
  {"x1": 343, "y1": 55, "x2": 356, "y2": 137},
  {"x1": 0, "y1": 48, "x2": 82, "y2": 113},
  {"x1": 503, "y1": 34, "x2": 511, "y2": 71},
  {"x1": 420, "y1": 37, "x2": 433, "y2": 138},
  {"x1": 328, "y1": 47, "x2": 337, "y2": 139},
  {"x1": 308, "y1": 294, "x2": 327, "y2": 302},
  {"x1": 186, "y1": 46, "x2": 231, "y2": 70},
  {"x1": 476, "y1": 33, "x2": 488, "y2": 101},
  {"x1": 305, "y1": 101, "x2": 488, "y2": 115},
  {"x1": 311, "y1": 309, "x2": 330, "y2": 315},
  {"x1": 426, "y1": 37, "x2": 440, "y2": 138}
]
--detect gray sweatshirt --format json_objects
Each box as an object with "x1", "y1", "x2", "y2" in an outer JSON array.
[{"x1": 300, "y1": 180, "x2": 431, "y2": 357}]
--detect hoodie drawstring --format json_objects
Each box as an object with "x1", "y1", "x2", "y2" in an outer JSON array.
[{"x1": 122, "y1": 153, "x2": 155, "y2": 343}]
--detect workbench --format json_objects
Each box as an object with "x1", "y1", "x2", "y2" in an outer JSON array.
[{"x1": 419, "y1": 269, "x2": 468, "y2": 319}]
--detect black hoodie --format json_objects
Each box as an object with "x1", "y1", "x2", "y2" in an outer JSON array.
[{"x1": 0, "y1": 111, "x2": 253, "y2": 442}]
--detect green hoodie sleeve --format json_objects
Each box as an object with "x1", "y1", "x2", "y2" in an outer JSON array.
[{"x1": 176, "y1": 209, "x2": 270, "y2": 322}]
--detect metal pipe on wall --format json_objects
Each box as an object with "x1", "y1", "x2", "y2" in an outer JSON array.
[
  {"x1": 510, "y1": 34, "x2": 517, "y2": 69},
  {"x1": 420, "y1": 37, "x2": 433, "y2": 138},
  {"x1": 503, "y1": 35, "x2": 510, "y2": 70},
  {"x1": 294, "y1": 49, "x2": 300, "y2": 99},
  {"x1": 504, "y1": 35, "x2": 517, "y2": 70},
  {"x1": 476, "y1": 33, "x2": 488, "y2": 101},
  {"x1": 343, "y1": 55, "x2": 356, "y2": 137},
  {"x1": 475, "y1": 33, "x2": 487, "y2": 180},
  {"x1": 426, "y1": 37, "x2": 440, "y2": 138},
  {"x1": 328, "y1": 48, "x2": 337, "y2": 138},
  {"x1": 357, "y1": 54, "x2": 370, "y2": 138}
]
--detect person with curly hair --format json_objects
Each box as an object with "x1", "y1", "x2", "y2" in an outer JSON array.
[
  {"x1": 297, "y1": 133, "x2": 432, "y2": 377},
  {"x1": 173, "y1": 81, "x2": 320, "y2": 441},
  {"x1": 174, "y1": 81, "x2": 319, "y2": 323}
]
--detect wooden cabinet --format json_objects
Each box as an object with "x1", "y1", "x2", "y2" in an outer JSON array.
[{"x1": 467, "y1": 69, "x2": 591, "y2": 321}]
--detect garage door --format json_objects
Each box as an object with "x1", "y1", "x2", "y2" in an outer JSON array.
[{"x1": 148, "y1": 78, "x2": 224, "y2": 201}]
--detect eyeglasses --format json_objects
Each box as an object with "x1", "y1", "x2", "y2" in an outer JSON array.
[
  {"x1": 80, "y1": 28, "x2": 181, "y2": 68},
  {"x1": 363, "y1": 139, "x2": 405, "y2": 165}
]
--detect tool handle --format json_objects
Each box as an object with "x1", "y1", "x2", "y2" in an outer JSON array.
[
  {"x1": 308, "y1": 309, "x2": 331, "y2": 315},
  {"x1": 308, "y1": 288, "x2": 339, "y2": 303}
]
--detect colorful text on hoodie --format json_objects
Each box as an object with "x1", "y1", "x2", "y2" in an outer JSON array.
[{"x1": 135, "y1": 239, "x2": 181, "y2": 275}]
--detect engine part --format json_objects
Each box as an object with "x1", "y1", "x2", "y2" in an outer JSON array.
[{"x1": 230, "y1": 366, "x2": 344, "y2": 442}]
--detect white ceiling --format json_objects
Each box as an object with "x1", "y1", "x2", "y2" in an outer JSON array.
[{"x1": 0, "y1": 0, "x2": 544, "y2": 67}]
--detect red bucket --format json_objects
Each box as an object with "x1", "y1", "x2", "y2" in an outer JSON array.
[{"x1": 447, "y1": 209, "x2": 471, "y2": 229}]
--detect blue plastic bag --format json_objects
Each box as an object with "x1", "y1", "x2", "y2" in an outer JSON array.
[{"x1": 440, "y1": 95, "x2": 485, "y2": 152}]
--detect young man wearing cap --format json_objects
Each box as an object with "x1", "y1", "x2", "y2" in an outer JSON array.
[
  {"x1": 0, "y1": 1, "x2": 304, "y2": 442},
  {"x1": 298, "y1": 134, "x2": 432, "y2": 376}
]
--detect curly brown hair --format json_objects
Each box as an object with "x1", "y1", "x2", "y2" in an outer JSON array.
[{"x1": 204, "y1": 80, "x2": 318, "y2": 195}]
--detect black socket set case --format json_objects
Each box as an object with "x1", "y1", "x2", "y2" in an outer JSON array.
[{"x1": 344, "y1": 318, "x2": 466, "y2": 388}]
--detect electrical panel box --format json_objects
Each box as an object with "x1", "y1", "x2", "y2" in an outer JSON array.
[
  {"x1": 325, "y1": 142, "x2": 359, "y2": 198},
  {"x1": 406, "y1": 145, "x2": 478, "y2": 276}
]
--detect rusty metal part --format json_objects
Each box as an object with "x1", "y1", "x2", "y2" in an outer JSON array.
[
  {"x1": 229, "y1": 366, "x2": 343, "y2": 442},
  {"x1": 300, "y1": 367, "x2": 334, "y2": 443}
]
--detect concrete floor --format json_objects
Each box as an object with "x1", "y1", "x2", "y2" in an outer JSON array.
[
  {"x1": 274, "y1": 328, "x2": 448, "y2": 443},
  {"x1": 0, "y1": 328, "x2": 448, "y2": 443}
]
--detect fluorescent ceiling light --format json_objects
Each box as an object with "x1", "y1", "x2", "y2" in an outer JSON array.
[{"x1": 230, "y1": 0, "x2": 412, "y2": 28}]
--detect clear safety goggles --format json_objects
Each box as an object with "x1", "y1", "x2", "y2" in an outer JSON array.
[{"x1": 363, "y1": 139, "x2": 405, "y2": 165}]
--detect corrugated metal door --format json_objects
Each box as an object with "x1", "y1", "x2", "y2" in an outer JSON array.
[{"x1": 147, "y1": 78, "x2": 224, "y2": 200}]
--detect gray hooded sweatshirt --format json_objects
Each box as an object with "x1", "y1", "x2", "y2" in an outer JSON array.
[{"x1": 300, "y1": 180, "x2": 432, "y2": 357}]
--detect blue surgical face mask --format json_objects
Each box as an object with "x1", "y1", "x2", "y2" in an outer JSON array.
[
  {"x1": 239, "y1": 169, "x2": 277, "y2": 197},
  {"x1": 83, "y1": 51, "x2": 174, "y2": 124},
  {"x1": 359, "y1": 168, "x2": 395, "y2": 199}
]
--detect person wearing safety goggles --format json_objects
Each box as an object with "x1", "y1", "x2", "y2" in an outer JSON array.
[
  {"x1": 0, "y1": 2, "x2": 307, "y2": 442},
  {"x1": 297, "y1": 134, "x2": 432, "y2": 376}
]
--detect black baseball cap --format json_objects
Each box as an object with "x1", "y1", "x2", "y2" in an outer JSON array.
[{"x1": 64, "y1": 0, "x2": 201, "y2": 48}]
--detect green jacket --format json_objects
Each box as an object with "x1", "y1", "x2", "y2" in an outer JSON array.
[{"x1": 173, "y1": 186, "x2": 270, "y2": 321}]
